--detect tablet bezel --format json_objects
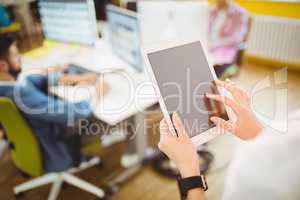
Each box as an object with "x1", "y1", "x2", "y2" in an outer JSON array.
[{"x1": 142, "y1": 39, "x2": 231, "y2": 146}]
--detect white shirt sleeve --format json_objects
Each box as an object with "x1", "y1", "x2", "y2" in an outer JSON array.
[{"x1": 222, "y1": 116, "x2": 300, "y2": 200}]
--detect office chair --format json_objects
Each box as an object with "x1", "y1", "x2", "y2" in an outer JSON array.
[
  {"x1": 235, "y1": 16, "x2": 253, "y2": 67},
  {"x1": 0, "y1": 97, "x2": 106, "y2": 200}
]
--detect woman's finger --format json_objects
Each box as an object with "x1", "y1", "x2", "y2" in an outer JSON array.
[
  {"x1": 159, "y1": 119, "x2": 173, "y2": 138},
  {"x1": 225, "y1": 79, "x2": 249, "y2": 99},
  {"x1": 210, "y1": 117, "x2": 236, "y2": 133},
  {"x1": 215, "y1": 79, "x2": 243, "y2": 101},
  {"x1": 206, "y1": 94, "x2": 240, "y2": 114},
  {"x1": 158, "y1": 118, "x2": 177, "y2": 151},
  {"x1": 172, "y1": 112, "x2": 188, "y2": 139}
]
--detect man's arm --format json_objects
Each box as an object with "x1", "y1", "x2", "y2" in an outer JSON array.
[
  {"x1": 14, "y1": 81, "x2": 92, "y2": 125},
  {"x1": 26, "y1": 72, "x2": 62, "y2": 91},
  {"x1": 58, "y1": 73, "x2": 98, "y2": 86},
  {"x1": 23, "y1": 71, "x2": 108, "y2": 124}
]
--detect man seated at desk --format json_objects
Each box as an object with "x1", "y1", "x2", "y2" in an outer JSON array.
[
  {"x1": 209, "y1": 0, "x2": 249, "y2": 78},
  {"x1": 0, "y1": 34, "x2": 108, "y2": 172}
]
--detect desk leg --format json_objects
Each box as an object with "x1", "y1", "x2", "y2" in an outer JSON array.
[
  {"x1": 121, "y1": 112, "x2": 147, "y2": 162},
  {"x1": 134, "y1": 112, "x2": 147, "y2": 161},
  {"x1": 107, "y1": 112, "x2": 148, "y2": 192}
]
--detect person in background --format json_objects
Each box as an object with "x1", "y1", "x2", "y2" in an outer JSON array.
[
  {"x1": 159, "y1": 80, "x2": 300, "y2": 200},
  {"x1": 209, "y1": 0, "x2": 249, "y2": 78},
  {"x1": 0, "y1": 34, "x2": 108, "y2": 172}
]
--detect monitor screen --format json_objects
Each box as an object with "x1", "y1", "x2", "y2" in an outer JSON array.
[
  {"x1": 38, "y1": 0, "x2": 98, "y2": 45},
  {"x1": 106, "y1": 5, "x2": 143, "y2": 72},
  {"x1": 138, "y1": 1, "x2": 209, "y2": 47}
]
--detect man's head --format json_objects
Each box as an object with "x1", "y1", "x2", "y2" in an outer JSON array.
[
  {"x1": 215, "y1": 0, "x2": 231, "y2": 9},
  {"x1": 0, "y1": 35, "x2": 22, "y2": 79}
]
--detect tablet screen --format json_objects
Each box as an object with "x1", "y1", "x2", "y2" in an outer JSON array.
[{"x1": 147, "y1": 41, "x2": 228, "y2": 137}]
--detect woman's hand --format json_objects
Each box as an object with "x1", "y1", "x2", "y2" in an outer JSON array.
[
  {"x1": 158, "y1": 113, "x2": 200, "y2": 178},
  {"x1": 206, "y1": 80, "x2": 263, "y2": 140}
]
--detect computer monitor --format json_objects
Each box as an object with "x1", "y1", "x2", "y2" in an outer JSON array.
[
  {"x1": 137, "y1": 0, "x2": 209, "y2": 47},
  {"x1": 38, "y1": 0, "x2": 98, "y2": 45},
  {"x1": 106, "y1": 4, "x2": 143, "y2": 72}
]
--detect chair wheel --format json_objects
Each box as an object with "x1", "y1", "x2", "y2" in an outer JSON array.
[
  {"x1": 109, "y1": 184, "x2": 119, "y2": 194},
  {"x1": 96, "y1": 160, "x2": 104, "y2": 169},
  {"x1": 99, "y1": 195, "x2": 109, "y2": 200},
  {"x1": 18, "y1": 170, "x2": 31, "y2": 179},
  {"x1": 14, "y1": 192, "x2": 24, "y2": 198}
]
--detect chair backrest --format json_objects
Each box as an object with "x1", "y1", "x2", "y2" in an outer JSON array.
[
  {"x1": 0, "y1": 97, "x2": 44, "y2": 177},
  {"x1": 236, "y1": 16, "x2": 252, "y2": 66},
  {"x1": 244, "y1": 16, "x2": 253, "y2": 43}
]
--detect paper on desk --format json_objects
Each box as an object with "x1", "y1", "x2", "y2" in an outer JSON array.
[
  {"x1": 50, "y1": 85, "x2": 93, "y2": 103},
  {"x1": 23, "y1": 41, "x2": 60, "y2": 59},
  {"x1": 22, "y1": 40, "x2": 85, "y2": 70}
]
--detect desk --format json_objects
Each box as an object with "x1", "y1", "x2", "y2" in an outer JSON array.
[
  {"x1": 50, "y1": 70, "x2": 157, "y2": 125},
  {"x1": 22, "y1": 37, "x2": 159, "y2": 189},
  {"x1": 23, "y1": 39, "x2": 158, "y2": 123}
]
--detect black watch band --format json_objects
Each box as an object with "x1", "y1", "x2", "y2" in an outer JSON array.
[{"x1": 177, "y1": 175, "x2": 208, "y2": 200}]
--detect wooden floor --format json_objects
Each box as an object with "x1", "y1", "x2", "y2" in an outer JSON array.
[{"x1": 0, "y1": 62, "x2": 300, "y2": 200}]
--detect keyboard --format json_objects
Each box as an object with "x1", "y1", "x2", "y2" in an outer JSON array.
[{"x1": 65, "y1": 64, "x2": 94, "y2": 75}]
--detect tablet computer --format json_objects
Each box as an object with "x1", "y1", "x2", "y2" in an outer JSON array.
[{"x1": 143, "y1": 41, "x2": 230, "y2": 146}]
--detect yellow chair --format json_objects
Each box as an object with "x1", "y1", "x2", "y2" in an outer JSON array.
[{"x1": 0, "y1": 97, "x2": 106, "y2": 200}]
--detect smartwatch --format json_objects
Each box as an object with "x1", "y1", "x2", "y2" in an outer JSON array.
[{"x1": 177, "y1": 175, "x2": 208, "y2": 200}]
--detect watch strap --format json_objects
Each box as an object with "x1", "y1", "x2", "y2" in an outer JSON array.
[{"x1": 177, "y1": 175, "x2": 208, "y2": 200}]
